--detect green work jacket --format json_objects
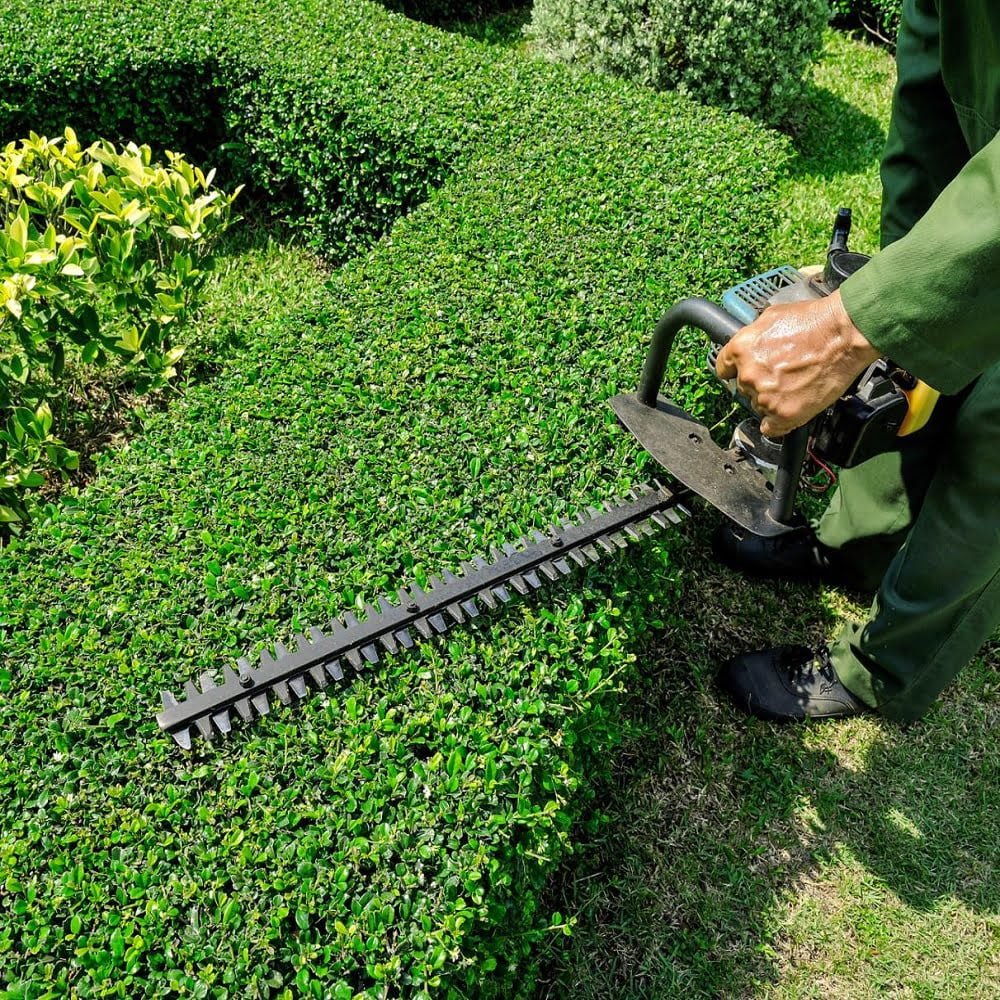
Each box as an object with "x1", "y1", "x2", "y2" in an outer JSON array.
[{"x1": 840, "y1": 0, "x2": 1000, "y2": 395}]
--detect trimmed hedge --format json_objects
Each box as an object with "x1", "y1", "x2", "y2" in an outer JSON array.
[
  {"x1": 0, "y1": 0, "x2": 787, "y2": 996},
  {"x1": 0, "y1": 0, "x2": 503, "y2": 259}
]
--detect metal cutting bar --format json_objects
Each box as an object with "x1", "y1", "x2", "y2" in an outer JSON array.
[{"x1": 156, "y1": 481, "x2": 689, "y2": 748}]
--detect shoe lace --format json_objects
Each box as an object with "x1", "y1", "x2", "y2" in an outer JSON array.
[{"x1": 788, "y1": 648, "x2": 835, "y2": 686}]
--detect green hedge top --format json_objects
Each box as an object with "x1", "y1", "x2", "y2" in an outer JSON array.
[{"x1": 0, "y1": 1, "x2": 787, "y2": 996}]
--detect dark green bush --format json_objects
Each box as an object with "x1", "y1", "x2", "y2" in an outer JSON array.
[
  {"x1": 829, "y1": 0, "x2": 902, "y2": 48},
  {"x1": 526, "y1": 0, "x2": 828, "y2": 127},
  {"x1": 0, "y1": 0, "x2": 786, "y2": 995}
]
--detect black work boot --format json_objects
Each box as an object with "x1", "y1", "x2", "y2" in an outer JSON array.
[
  {"x1": 718, "y1": 645, "x2": 871, "y2": 722},
  {"x1": 712, "y1": 519, "x2": 856, "y2": 588}
]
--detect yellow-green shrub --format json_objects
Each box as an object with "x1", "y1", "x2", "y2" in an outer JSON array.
[{"x1": 0, "y1": 130, "x2": 240, "y2": 525}]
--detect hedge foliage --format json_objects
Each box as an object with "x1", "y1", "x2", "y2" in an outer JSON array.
[
  {"x1": 1, "y1": 0, "x2": 504, "y2": 259},
  {"x1": 0, "y1": 0, "x2": 786, "y2": 995},
  {"x1": 526, "y1": 0, "x2": 828, "y2": 127}
]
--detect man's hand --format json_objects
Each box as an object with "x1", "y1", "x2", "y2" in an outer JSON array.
[{"x1": 714, "y1": 289, "x2": 881, "y2": 438}]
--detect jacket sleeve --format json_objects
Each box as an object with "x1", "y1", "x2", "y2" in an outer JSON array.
[{"x1": 839, "y1": 0, "x2": 1000, "y2": 395}]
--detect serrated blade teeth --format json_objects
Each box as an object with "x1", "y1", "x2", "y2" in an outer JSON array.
[
  {"x1": 539, "y1": 561, "x2": 560, "y2": 581},
  {"x1": 379, "y1": 632, "x2": 399, "y2": 655},
  {"x1": 289, "y1": 675, "x2": 309, "y2": 700},
  {"x1": 363, "y1": 603, "x2": 379, "y2": 621},
  {"x1": 509, "y1": 575, "x2": 530, "y2": 596},
  {"x1": 173, "y1": 728, "x2": 193, "y2": 751},
  {"x1": 212, "y1": 710, "x2": 232, "y2": 735},
  {"x1": 554, "y1": 558, "x2": 572, "y2": 574},
  {"x1": 195, "y1": 714, "x2": 214, "y2": 742},
  {"x1": 325, "y1": 659, "x2": 345, "y2": 682},
  {"x1": 308, "y1": 665, "x2": 328, "y2": 689},
  {"x1": 199, "y1": 671, "x2": 217, "y2": 692},
  {"x1": 271, "y1": 680, "x2": 292, "y2": 706},
  {"x1": 596, "y1": 535, "x2": 616, "y2": 554},
  {"x1": 429, "y1": 613, "x2": 448, "y2": 634},
  {"x1": 446, "y1": 603, "x2": 466, "y2": 624},
  {"x1": 251, "y1": 692, "x2": 270, "y2": 716},
  {"x1": 222, "y1": 665, "x2": 240, "y2": 687},
  {"x1": 477, "y1": 589, "x2": 497, "y2": 611},
  {"x1": 161, "y1": 690, "x2": 179, "y2": 711},
  {"x1": 342, "y1": 611, "x2": 361, "y2": 630},
  {"x1": 184, "y1": 679, "x2": 200, "y2": 701},
  {"x1": 378, "y1": 596, "x2": 395, "y2": 616},
  {"x1": 414, "y1": 617, "x2": 434, "y2": 640},
  {"x1": 235, "y1": 698, "x2": 253, "y2": 722},
  {"x1": 493, "y1": 584, "x2": 512, "y2": 603},
  {"x1": 524, "y1": 570, "x2": 542, "y2": 589},
  {"x1": 395, "y1": 628, "x2": 414, "y2": 649},
  {"x1": 345, "y1": 648, "x2": 364, "y2": 671},
  {"x1": 258, "y1": 648, "x2": 276, "y2": 669},
  {"x1": 461, "y1": 599, "x2": 480, "y2": 619},
  {"x1": 426, "y1": 575, "x2": 444, "y2": 592},
  {"x1": 361, "y1": 644, "x2": 380, "y2": 664},
  {"x1": 568, "y1": 548, "x2": 588, "y2": 567}
]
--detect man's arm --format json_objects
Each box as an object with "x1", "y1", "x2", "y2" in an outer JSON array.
[
  {"x1": 717, "y1": 0, "x2": 999, "y2": 430},
  {"x1": 840, "y1": 128, "x2": 1000, "y2": 395},
  {"x1": 715, "y1": 291, "x2": 880, "y2": 439}
]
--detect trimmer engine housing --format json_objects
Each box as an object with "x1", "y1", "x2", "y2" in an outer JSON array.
[{"x1": 611, "y1": 209, "x2": 936, "y2": 538}]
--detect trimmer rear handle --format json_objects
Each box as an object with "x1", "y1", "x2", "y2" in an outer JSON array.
[{"x1": 636, "y1": 297, "x2": 742, "y2": 406}]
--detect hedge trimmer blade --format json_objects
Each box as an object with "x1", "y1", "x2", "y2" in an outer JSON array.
[{"x1": 156, "y1": 482, "x2": 690, "y2": 749}]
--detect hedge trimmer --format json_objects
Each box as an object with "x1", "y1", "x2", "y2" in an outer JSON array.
[{"x1": 158, "y1": 209, "x2": 938, "y2": 748}]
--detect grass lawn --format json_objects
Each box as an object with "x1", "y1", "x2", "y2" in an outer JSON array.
[{"x1": 534, "y1": 29, "x2": 1000, "y2": 999}]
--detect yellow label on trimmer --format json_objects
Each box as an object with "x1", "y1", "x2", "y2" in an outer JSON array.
[{"x1": 898, "y1": 380, "x2": 940, "y2": 436}]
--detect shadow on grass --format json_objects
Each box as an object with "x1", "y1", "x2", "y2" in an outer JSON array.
[
  {"x1": 535, "y1": 516, "x2": 999, "y2": 997},
  {"x1": 378, "y1": 1, "x2": 530, "y2": 46},
  {"x1": 785, "y1": 80, "x2": 887, "y2": 180}
]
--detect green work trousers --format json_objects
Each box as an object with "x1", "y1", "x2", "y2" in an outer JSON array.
[{"x1": 817, "y1": 366, "x2": 1000, "y2": 721}]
